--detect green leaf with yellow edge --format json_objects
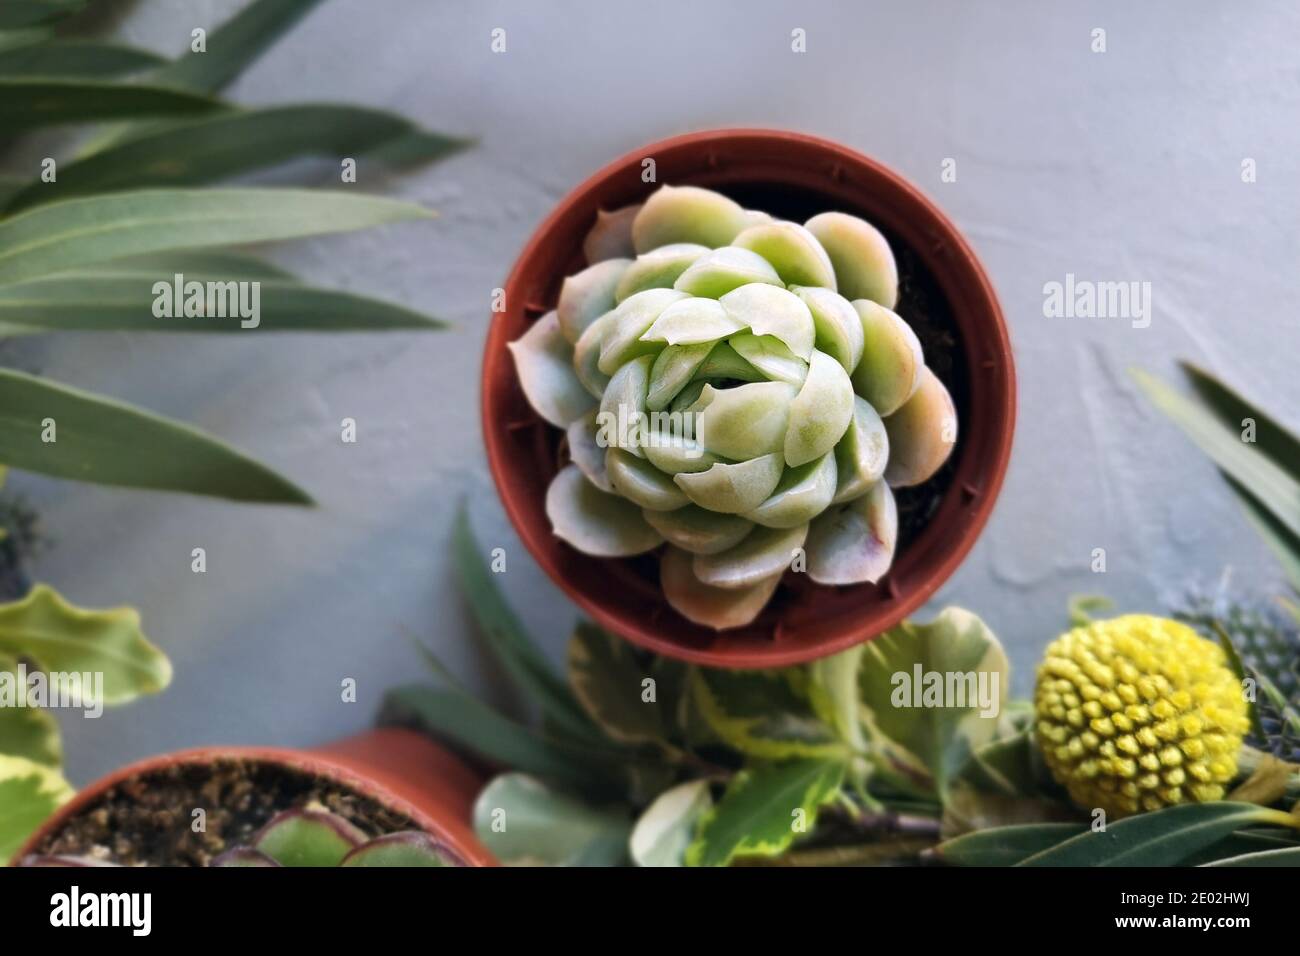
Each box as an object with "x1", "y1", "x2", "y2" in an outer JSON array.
[
  {"x1": 690, "y1": 668, "x2": 845, "y2": 761},
  {"x1": 1019, "y1": 802, "x2": 1300, "y2": 867},
  {"x1": 0, "y1": 653, "x2": 62, "y2": 767},
  {"x1": 0, "y1": 188, "x2": 431, "y2": 286},
  {"x1": 0, "y1": 78, "x2": 220, "y2": 134},
  {"x1": 0, "y1": 584, "x2": 170, "y2": 704},
  {"x1": 685, "y1": 759, "x2": 845, "y2": 867},
  {"x1": 0, "y1": 368, "x2": 312, "y2": 503},
  {"x1": 0, "y1": 753, "x2": 73, "y2": 864},
  {"x1": 568, "y1": 622, "x2": 667, "y2": 748},
  {"x1": 858, "y1": 607, "x2": 1008, "y2": 799}
]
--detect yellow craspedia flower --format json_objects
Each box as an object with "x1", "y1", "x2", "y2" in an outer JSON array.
[{"x1": 1034, "y1": 614, "x2": 1250, "y2": 819}]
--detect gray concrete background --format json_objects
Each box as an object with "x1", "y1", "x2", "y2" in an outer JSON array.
[{"x1": 12, "y1": 0, "x2": 1298, "y2": 783}]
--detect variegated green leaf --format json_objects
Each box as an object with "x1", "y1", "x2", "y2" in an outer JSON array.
[{"x1": 685, "y1": 759, "x2": 845, "y2": 867}]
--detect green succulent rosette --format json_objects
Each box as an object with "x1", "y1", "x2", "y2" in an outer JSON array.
[{"x1": 509, "y1": 185, "x2": 957, "y2": 630}]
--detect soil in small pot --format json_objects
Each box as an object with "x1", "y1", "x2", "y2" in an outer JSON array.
[
  {"x1": 30, "y1": 757, "x2": 460, "y2": 867},
  {"x1": 541, "y1": 180, "x2": 965, "y2": 621}
]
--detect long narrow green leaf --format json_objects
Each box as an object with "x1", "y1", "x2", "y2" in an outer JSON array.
[
  {"x1": 5, "y1": 104, "x2": 466, "y2": 213},
  {"x1": 149, "y1": 0, "x2": 327, "y2": 94},
  {"x1": 451, "y1": 507, "x2": 599, "y2": 743},
  {"x1": 1133, "y1": 369, "x2": 1300, "y2": 542},
  {"x1": 0, "y1": 271, "x2": 444, "y2": 333},
  {"x1": 89, "y1": 251, "x2": 293, "y2": 280},
  {"x1": 0, "y1": 28, "x2": 52, "y2": 52},
  {"x1": 0, "y1": 1, "x2": 84, "y2": 29},
  {"x1": 1228, "y1": 476, "x2": 1300, "y2": 595},
  {"x1": 0, "y1": 40, "x2": 167, "y2": 78},
  {"x1": 0, "y1": 368, "x2": 312, "y2": 503},
  {"x1": 1182, "y1": 362, "x2": 1300, "y2": 478},
  {"x1": 1203, "y1": 846, "x2": 1300, "y2": 866},
  {"x1": 1018, "y1": 802, "x2": 1297, "y2": 867},
  {"x1": 0, "y1": 78, "x2": 220, "y2": 133},
  {"x1": 380, "y1": 685, "x2": 619, "y2": 792},
  {"x1": 934, "y1": 823, "x2": 1085, "y2": 866},
  {"x1": 0, "y1": 176, "x2": 25, "y2": 210},
  {"x1": 0, "y1": 188, "x2": 431, "y2": 286}
]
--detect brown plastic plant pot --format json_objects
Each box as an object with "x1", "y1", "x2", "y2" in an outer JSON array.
[
  {"x1": 13, "y1": 728, "x2": 496, "y2": 867},
  {"x1": 482, "y1": 128, "x2": 1016, "y2": 669}
]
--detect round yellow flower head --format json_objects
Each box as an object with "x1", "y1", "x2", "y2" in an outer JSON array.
[{"x1": 1034, "y1": 614, "x2": 1250, "y2": 818}]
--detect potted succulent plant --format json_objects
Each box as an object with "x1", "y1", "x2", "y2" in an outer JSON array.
[
  {"x1": 12, "y1": 728, "x2": 495, "y2": 867},
  {"x1": 483, "y1": 129, "x2": 1015, "y2": 666}
]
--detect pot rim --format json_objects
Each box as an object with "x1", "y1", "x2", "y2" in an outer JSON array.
[
  {"x1": 12, "y1": 729, "x2": 496, "y2": 867},
  {"x1": 482, "y1": 126, "x2": 1016, "y2": 667}
]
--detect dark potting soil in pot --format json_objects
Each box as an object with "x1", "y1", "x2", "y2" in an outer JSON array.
[{"x1": 30, "y1": 758, "x2": 432, "y2": 867}]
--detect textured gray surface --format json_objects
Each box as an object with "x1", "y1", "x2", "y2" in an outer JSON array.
[{"x1": 16, "y1": 0, "x2": 1298, "y2": 784}]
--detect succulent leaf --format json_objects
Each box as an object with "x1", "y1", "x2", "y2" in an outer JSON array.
[
  {"x1": 744, "y1": 453, "x2": 838, "y2": 529},
  {"x1": 583, "y1": 203, "x2": 639, "y2": 263},
  {"x1": 252, "y1": 808, "x2": 366, "y2": 867},
  {"x1": 640, "y1": 296, "x2": 743, "y2": 346},
  {"x1": 732, "y1": 220, "x2": 837, "y2": 289},
  {"x1": 642, "y1": 505, "x2": 754, "y2": 555},
  {"x1": 339, "y1": 831, "x2": 456, "y2": 867},
  {"x1": 697, "y1": 381, "x2": 797, "y2": 460},
  {"x1": 884, "y1": 367, "x2": 958, "y2": 488},
  {"x1": 806, "y1": 480, "x2": 897, "y2": 585},
  {"x1": 805, "y1": 211, "x2": 899, "y2": 307},
  {"x1": 546, "y1": 464, "x2": 664, "y2": 557},
  {"x1": 727, "y1": 332, "x2": 808, "y2": 387},
  {"x1": 615, "y1": 243, "x2": 710, "y2": 302},
  {"x1": 605, "y1": 448, "x2": 691, "y2": 512},
  {"x1": 597, "y1": 289, "x2": 684, "y2": 375},
  {"x1": 832, "y1": 396, "x2": 889, "y2": 504},
  {"x1": 693, "y1": 522, "x2": 808, "y2": 590},
  {"x1": 566, "y1": 409, "x2": 614, "y2": 492},
  {"x1": 785, "y1": 350, "x2": 855, "y2": 467},
  {"x1": 557, "y1": 258, "x2": 629, "y2": 343},
  {"x1": 674, "y1": 453, "x2": 785, "y2": 514},
  {"x1": 790, "y1": 284, "x2": 864, "y2": 375},
  {"x1": 660, "y1": 545, "x2": 780, "y2": 630},
  {"x1": 850, "y1": 299, "x2": 923, "y2": 416},
  {"x1": 672, "y1": 245, "x2": 783, "y2": 298},
  {"x1": 631, "y1": 185, "x2": 749, "y2": 252},
  {"x1": 507, "y1": 310, "x2": 596, "y2": 428},
  {"x1": 719, "y1": 283, "x2": 815, "y2": 360}
]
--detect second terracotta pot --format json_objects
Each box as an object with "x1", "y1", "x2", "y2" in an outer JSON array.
[
  {"x1": 483, "y1": 128, "x2": 1015, "y2": 668},
  {"x1": 14, "y1": 728, "x2": 495, "y2": 867}
]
